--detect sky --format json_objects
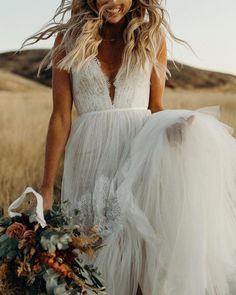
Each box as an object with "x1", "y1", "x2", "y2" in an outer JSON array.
[{"x1": 1, "y1": 0, "x2": 236, "y2": 75}]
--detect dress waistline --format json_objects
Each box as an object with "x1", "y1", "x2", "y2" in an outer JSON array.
[{"x1": 79, "y1": 107, "x2": 151, "y2": 116}]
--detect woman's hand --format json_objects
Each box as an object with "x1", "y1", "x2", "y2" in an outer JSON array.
[
  {"x1": 166, "y1": 115, "x2": 195, "y2": 146},
  {"x1": 26, "y1": 186, "x2": 53, "y2": 213}
]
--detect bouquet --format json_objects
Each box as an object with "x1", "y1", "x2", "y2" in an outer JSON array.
[{"x1": 0, "y1": 187, "x2": 106, "y2": 295}]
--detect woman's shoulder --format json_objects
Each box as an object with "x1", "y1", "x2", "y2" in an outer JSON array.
[
  {"x1": 53, "y1": 31, "x2": 71, "y2": 58},
  {"x1": 54, "y1": 31, "x2": 73, "y2": 56},
  {"x1": 52, "y1": 32, "x2": 68, "y2": 66}
]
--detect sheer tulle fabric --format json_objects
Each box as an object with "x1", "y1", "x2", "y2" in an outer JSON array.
[
  {"x1": 62, "y1": 106, "x2": 236, "y2": 295},
  {"x1": 61, "y1": 109, "x2": 151, "y2": 230},
  {"x1": 92, "y1": 107, "x2": 236, "y2": 295}
]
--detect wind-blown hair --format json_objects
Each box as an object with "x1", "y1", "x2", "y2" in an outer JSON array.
[{"x1": 19, "y1": 0, "x2": 189, "y2": 80}]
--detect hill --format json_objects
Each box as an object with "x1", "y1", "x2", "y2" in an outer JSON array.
[
  {"x1": 0, "y1": 69, "x2": 49, "y2": 92},
  {"x1": 1, "y1": 49, "x2": 236, "y2": 91}
]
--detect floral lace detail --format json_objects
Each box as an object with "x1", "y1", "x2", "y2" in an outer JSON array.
[
  {"x1": 92, "y1": 175, "x2": 124, "y2": 238},
  {"x1": 75, "y1": 175, "x2": 124, "y2": 239},
  {"x1": 75, "y1": 191, "x2": 94, "y2": 232},
  {"x1": 70, "y1": 56, "x2": 152, "y2": 114}
]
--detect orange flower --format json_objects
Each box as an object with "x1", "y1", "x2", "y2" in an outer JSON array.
[
  {"x1": 6, "y1": 222, "x2": 26, "y2": 239},
  {"x1": 60, "y1": 264, "x2": 70, "y2": 275},
  {"x1": 32, "y1": 264, "x2": 41, "y2": 272},
  {"x1": 53, "y1": 261, "x2": 60, "y2": 271}
]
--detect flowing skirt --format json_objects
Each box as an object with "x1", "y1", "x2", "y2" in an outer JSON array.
[
  {"x1": 62, "y1": 106, "x2": 236, "y2": 295},
  {"x1": 92, "y1": 107, "x2": 236, "y2": 295}
]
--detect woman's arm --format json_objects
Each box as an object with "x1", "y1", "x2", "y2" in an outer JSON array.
[
  {"x1": 40, "y1": 33, "x2": 73, "y2": 211},
  {"x1": 148, "y1": 31, "x2": 167, "y2": 113}
]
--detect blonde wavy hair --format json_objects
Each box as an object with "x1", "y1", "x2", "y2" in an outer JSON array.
[{"x1": 19, "y1": 0, "x2": 190, "y2": 80}]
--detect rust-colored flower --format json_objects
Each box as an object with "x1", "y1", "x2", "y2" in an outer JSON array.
[
  {"x1": 5, "y1": 222, "x2": 26, "y2": 239},
  {"x1": 23, "y1": 230, "x2": 36, "y2": 245}
]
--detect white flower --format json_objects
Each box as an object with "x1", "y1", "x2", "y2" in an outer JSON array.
[{"x1": 40, "y1": 236, "x2": 56, "y2": 253}]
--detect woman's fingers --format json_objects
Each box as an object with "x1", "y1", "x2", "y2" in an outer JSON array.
[
  {"x1": 26, "y1": 196, "x2": 37, "y2": 211},
  {"x1": 26, "y1": 193, "x2": 53, "y2": 213},
  {"x1": 166, "y1": 122, "x2": 183, "y2": 146},
  {"x1": 185, "y1": 114, "x2": 195, "y2": 125},
  {"x1": 166, "y1": 114, "x2": 195, "y2": 146}
]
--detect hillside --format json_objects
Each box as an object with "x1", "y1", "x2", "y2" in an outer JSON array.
[
  {"x1": 1, "y1": 49, "x2": 236, "y2": 91},
  {"x1": 0, "y1": 69, "x2": 49, "y2": 92}
]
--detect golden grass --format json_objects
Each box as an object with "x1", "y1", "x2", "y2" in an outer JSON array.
[
  {"x1": 0, "y1": 70, "x2": 235, "y2": 215},
  {"x1": 164, "y1": 88, "x2": 236, "y2": 137},
  {"x1": 0, "y1": 70, "x2": 53, "y2": 215}
]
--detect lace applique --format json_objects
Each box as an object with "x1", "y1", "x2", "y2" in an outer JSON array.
[
  {"x1": 92, "y1": 175, "x2": 123, "y2": 239},
  {"x1": 74, "y1": 191, "x2": 94, "y2": 231},
  {"x1": 75, "y1": 175, "x2": 124, "y2": 239}
]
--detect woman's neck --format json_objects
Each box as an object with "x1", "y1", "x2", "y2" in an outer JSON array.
[{"x1": 100, "y1": 18, "x2": 127, "y2": 40}]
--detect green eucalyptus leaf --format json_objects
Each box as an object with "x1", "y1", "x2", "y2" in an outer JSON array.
[
  {"x1": 6, "y1": 249, "x2": 18, "y2": 260},
  {"x1": 40, "y1": 228, "x2": 58, "y2": 240},
  {"x1": 0, "y1": 233, "x2": 9, "y2": 243},
  {"x1": 53, "y1": 283, "x2": 71, "y2": 295},
  {"x1": 43, "y1": 268, "x2": 60, "y2": 295},
  {"x1": 29, "y1": 212, "x2": 38, "y2": 223},
  {"x1": 0, "y1": 237, "x2": 18, "y2": 258},
  {"x1": 59, "y1": 233, "x2": 72, "y2": 244},
  {"x1": 0, "y1": 217, "x2": 12, "y2": 226},
  {"x1": 56, "y1": 242, "x2": 63, "y2": 250},
  {"x1": 8, "y1": 237, "x2": 18, "y2": 248},
  {"x1": 40, "y1": 236, "x2": 57, "y2": 253}
]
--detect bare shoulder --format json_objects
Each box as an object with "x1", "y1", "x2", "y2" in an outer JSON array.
[
  {"x1": 52, "y1": 32, "x2": 66, "y2": 63},
  {"x1": 51, "y1": 32, "x2": 73, "y2": 119}
]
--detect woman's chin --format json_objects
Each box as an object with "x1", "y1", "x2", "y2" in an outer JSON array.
[{"x1": 104, "y1": 14, "x2": 125, "y2": 24}]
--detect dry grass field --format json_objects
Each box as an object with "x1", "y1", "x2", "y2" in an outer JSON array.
[
  {"x1": 0, "y1": 69, "x2": 235, "y2": 215},
  {"x1": 0, "y1": 70, "x2": 53, "y2": 214},
  {"x1": 164, "y1": 88, "x2": 236, "y2": 136}
]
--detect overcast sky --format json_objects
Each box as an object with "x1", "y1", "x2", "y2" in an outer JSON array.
[{"x1": 1, "y1": 0, "x2": 236, "y2": 75}]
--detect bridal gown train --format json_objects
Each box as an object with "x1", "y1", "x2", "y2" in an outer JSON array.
[{"x1": 61, "y1": 55, "x2": 236, "y2": 295}]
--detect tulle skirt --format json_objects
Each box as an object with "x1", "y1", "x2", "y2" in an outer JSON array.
[
  {"x1": 61, "y1": 108, "x2": 151, "y2": 231},
  {"x1": 61, "y1": 106, "x2": 236, "y2": 295}
]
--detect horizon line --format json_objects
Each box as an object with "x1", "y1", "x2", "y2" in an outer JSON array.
[{"x1": 0, "y1": 47, "x2": 235, "y2": 77}]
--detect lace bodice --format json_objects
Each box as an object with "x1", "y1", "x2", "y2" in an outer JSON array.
[{"x1": 70, "y1": 57, "x2": 153, "y2": 115}]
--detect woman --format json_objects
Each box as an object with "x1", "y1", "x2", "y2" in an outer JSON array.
[{"x1": 22, "y1": 0, "x2": 236, "y2": 294}]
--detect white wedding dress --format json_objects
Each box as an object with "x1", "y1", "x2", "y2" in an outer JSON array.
[{"x1": 61, "y1": 55, "x2": 236, "y2": 295}]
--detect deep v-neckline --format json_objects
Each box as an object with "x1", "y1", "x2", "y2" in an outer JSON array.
[{"x1": 93, "y1": 56, "x2": 124, "y2": 106}]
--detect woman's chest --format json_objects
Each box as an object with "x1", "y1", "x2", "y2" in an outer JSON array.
[{"x1": 96, "y1": 40, "x2": 125, "y2": 81}]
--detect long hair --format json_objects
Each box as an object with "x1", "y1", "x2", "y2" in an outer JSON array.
[{"x1": 18, "y1": 0, "x2": 190, "y2": 80}]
